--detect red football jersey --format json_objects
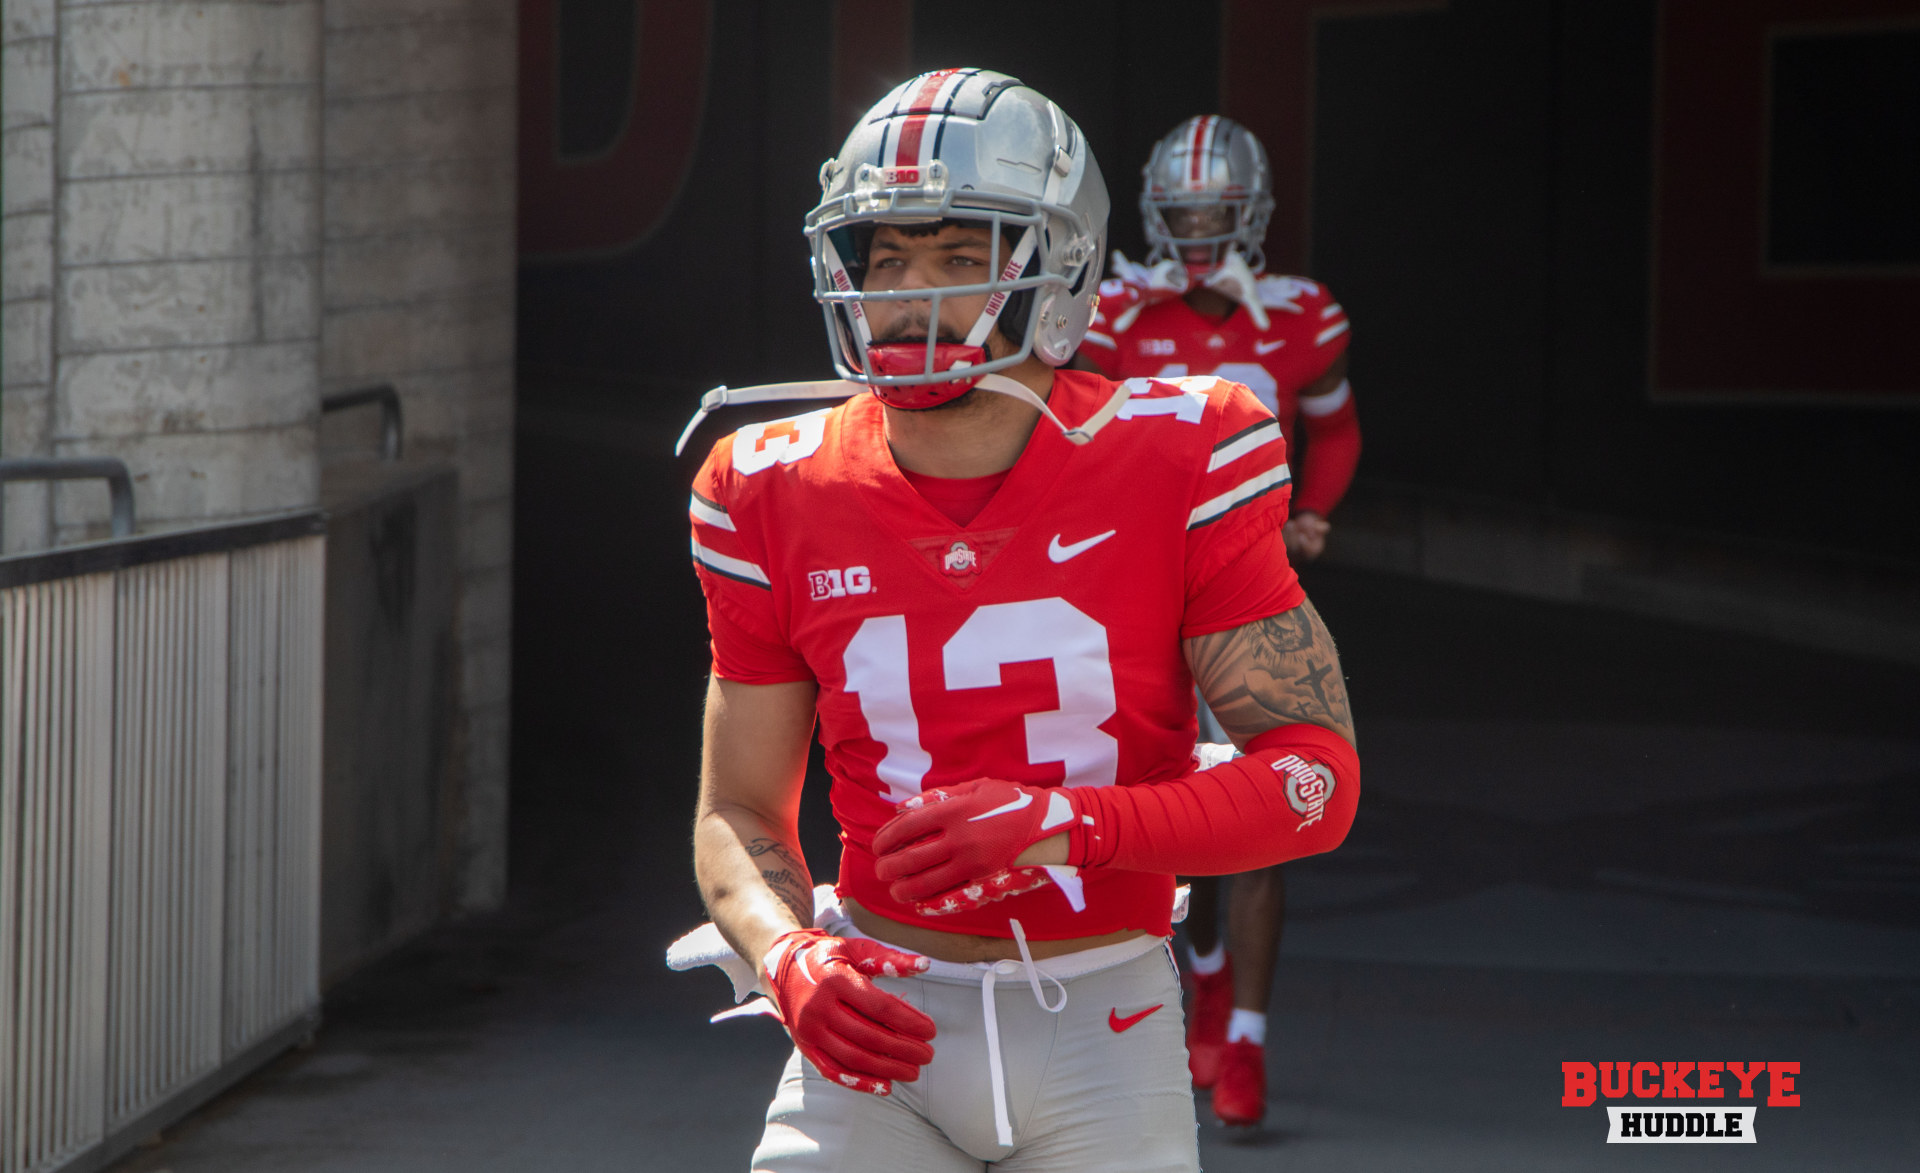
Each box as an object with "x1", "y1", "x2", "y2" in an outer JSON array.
[
  {"x1": 1082, "y1": 273, "x2": 1360, "y2": 516},
  {"x1": 690, "y1": 370, "x2": 1304, "y2": 941}
]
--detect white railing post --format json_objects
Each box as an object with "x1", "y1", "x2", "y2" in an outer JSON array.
[{"x1": 0, "y1": 514, "x2": 325, "y2": 1173}]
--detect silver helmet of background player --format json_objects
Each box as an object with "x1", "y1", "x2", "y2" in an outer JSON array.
[
  {"x1": 1139, "y1": 114, "x2": 1275, "y2": 276},
  {"x1": 806, "y1": 68, "x2": 1109, "y2": 409}
]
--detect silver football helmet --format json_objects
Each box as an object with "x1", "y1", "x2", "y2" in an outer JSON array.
[
  {"x1": 1140, "y1": 115, "x2": 1275, "y2": 277},
  {"x1": 806, "y1": 68, "x2": 1109, "y2": 408}
]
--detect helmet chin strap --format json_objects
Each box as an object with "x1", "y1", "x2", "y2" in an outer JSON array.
[
  {"x1": 821, "y1": 232, "x2": 874, "y2": 359},
  {"x1": 970, "y1": 371, "x2": 1133, "y2": 446},
  {"x1": 673, "y1": 369, "x2": 1132, "y2": 456},
  {"x1": 962, "y1": 225, "x2": 1039, "y2": 349}
]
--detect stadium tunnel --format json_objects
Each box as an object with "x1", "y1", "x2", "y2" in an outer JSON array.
[{"x1": 2, "y1": 2, "x2": 1916, "y2": 1170}]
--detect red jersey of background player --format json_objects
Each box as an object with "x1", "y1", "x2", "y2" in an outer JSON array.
[
  {"x1": 1080, "y1": 273, "x2": 1360, "y2": 519},
  {"x1": 689, "y1": 370, "x2": 1303, "y2": 942}
]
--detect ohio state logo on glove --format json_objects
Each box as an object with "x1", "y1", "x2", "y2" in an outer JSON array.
[{"x1": 872, "y1": 778, "x2": 1089, "y2": 915}]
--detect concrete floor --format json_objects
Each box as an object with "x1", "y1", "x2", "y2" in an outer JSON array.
[{"x1": 106, "y1": 431, "x2": 1920, "y2": 1171}]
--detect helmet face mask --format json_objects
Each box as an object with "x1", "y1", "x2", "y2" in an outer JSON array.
[
  {"x1": 1140, "y1": 115, "x2": 1274, "y2": 280},
  {"x1": 806, "y1": 69, "x2": 1108, "y2": 409}
]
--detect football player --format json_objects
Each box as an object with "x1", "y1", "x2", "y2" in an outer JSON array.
[
  {"x1": 685, "y1": 70, "x2": 1358, "y2": 1172},
  {"x1": 1079, "y1": 114, "x2": 1362, "y2": 1127}
]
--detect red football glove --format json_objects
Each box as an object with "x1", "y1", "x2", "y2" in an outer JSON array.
[
  {"x1": 1106, "y1": 252, "x2": 1190, "y2": 333},
  {"x1": 872, "y1": 779, "x2": 1086, "y2": 912},
  {"x1": 762, "y1": 929, "x2": 936, "y2": 1097}
]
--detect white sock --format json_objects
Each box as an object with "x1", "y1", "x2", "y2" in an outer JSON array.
[
  {"x1": 1226, "y1": 1009, "x2": 1267, "y2": 1046},
  {"x1": 1187, "y1": 941, "x2": 1226, "y2": 975}
]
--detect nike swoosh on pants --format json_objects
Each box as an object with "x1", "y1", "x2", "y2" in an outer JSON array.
[{"x1": 1109, "y1": 1004, "x2": 1164, "y2": 1032}]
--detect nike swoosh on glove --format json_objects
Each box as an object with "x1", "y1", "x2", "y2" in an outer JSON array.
[
  {"x1": 872, "y1": 779, "x2": 1086, "y2": 914},
  {"x1": 1108, "y1": 250, "x2": 1190, "y2": 333},
  {"x1": 763, "y1": 929, "x2": 936, "y2": 1096},
  {"x1": 1203, "y1": 247, "x2": 1270, "y2": 330}
]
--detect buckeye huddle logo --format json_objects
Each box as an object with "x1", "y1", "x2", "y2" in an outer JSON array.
[{"x1": 1562, "y1": 1061, "x2": 1800, "y2": 1143}]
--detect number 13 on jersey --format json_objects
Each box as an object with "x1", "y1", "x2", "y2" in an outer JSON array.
[{"x1": 841, "y1": 597, "x2": 1120, "y2": 803}]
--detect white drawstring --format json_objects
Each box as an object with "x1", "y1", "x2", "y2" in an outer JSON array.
[
  {"x1": 980, "y1": 919, "x2": 1069, "y2": 1148},
  {"x1": 1009, "y1": 919, "x2": 1068, "y2": 1013}
]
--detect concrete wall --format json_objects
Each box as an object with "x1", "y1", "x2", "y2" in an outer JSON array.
[
  {"x1": 3, "y1": 0, "x2": 59, "y2": 549},
  {"x1": 319, "y1": 0, "x2": 516, "y2": 912},
  {"x1": 3, "y1": 0, "x2": 324, "y2": 551},
  {"x1": 321, "y1": 462, "x2": 459, "y2": 982},
  {"x1": 4, "y1": 0, "x2": 515, "y2": 913}
]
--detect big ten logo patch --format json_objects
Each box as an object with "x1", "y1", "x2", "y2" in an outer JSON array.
[
  {"x1": 809, "y1": 566, "x2": 872, "y2": 601},
  {"x1": 1562, "y1": 1061, "x2": 1799, "y2": 1144}
]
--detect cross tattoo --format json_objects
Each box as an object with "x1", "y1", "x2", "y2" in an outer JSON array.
[{"x1": 1295, "y1": 661, "x2": 1336, "y2": 711}]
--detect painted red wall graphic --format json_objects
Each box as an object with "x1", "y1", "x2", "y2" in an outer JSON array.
[
  {"x1": 1653, "y1": 0, "x2": 1920, "y2": 400},
  {"x1": 518, "y1": 0, "x2": 713, "y2": 259},
  {"x1": 519, "y1": 0, "x2": 913, "y2": 260}
]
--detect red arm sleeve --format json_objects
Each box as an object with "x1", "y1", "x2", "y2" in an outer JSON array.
[
  {"x1": 1068, "y1": 724, "x2": 1358, "y2": 874},
  {"x1": 1291, "y1": 378, "x2": 1360, "y2": 517},
  {"x1": 690, "y1": 438, "x2": 814, "y2": 684}
]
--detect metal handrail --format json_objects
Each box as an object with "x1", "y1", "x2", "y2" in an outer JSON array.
[
  {"x1": 0, "y1": 456, "x2": 137, "y2": 539},
  {"x1": 322, "y1": 383, "x2": 404, "y2": 461}
]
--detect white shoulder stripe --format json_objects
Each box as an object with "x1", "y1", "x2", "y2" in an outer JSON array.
[
  {"x1": 1081, "y1": 330, "x2": 1116, "y2": 349},
  {"x1": 1316, "y1": 320, "x2": 1351, "y2": 346},
  {"x1": 690, "y1": 536, "x2": 770, "y2": 586},
  {"x1": 1321, "y1": 303, "x2": 1344, "y2": 320},
  {"x1": 1298, "y1": 378, "x2": 1352, "y2": 418},
  {"x1": 689, "y1": 493, "x2": 735, "y2": 532},
  {"x1": 1207, "y1": 419, "x2": 1281, "y2": 471},
  {"x1": 1188, "y1": 464, "x2": 1292, "y2": 529}
]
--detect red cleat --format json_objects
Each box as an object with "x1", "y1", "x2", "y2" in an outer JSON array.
[
  {"x1": 1212, "y1": 1040, "x2": 1267, "y2": 1127},
  {"x1": 1183, "y1": 955, "x2": 1233, "y2": 1088}
]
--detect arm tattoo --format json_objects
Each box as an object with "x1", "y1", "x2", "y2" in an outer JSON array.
[
  {"x1": 1184, "y1": 599, "x2": 1356, "y2": 746},
  {"x1": 747, "y1": 838, "x2": 814, "y2": 928}
]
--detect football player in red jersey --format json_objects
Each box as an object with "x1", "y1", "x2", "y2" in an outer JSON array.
[
  {"x1": 682, "y1": 71, "x2": 1357, "y2": 1172},
  {"x1": 1080, "y1": 114, "x2": 1362, "y2": 1127}
]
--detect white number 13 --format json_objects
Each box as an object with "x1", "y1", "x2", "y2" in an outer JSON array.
[{"x1": 842, "y1": 598, "x2": 1119, "y2": 803}]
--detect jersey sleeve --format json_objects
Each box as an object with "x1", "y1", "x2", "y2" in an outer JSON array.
[
  {"x1": 1182, "y1": 380, "x2": 1306, "y2": 638},
  {"x1": 690, "y1": 437, "x2": 814, "y2": 684},
  {"x1": 1259, "y1": 275, "x2": 1351, "y2": 380}
]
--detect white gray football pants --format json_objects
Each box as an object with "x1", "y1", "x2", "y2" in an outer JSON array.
[{"x1": 749, "y1": 930, "x2": 1198, "y2": 1172}]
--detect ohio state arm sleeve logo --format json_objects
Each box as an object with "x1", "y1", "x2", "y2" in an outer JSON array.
[{"x1": 1272, "y1": 754, "x2": 1333, "y2": 830}]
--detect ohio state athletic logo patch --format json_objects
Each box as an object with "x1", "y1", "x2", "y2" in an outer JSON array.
[
  {"x1": 907, "y1": 528, "x2": 1016, "y2": 591},
  {"x1": 1271, "y1": 754, "x2": 1333, "y2": 830},
  {"x1": 942, "y1": 541, "x2": 977, "y2": 576}
]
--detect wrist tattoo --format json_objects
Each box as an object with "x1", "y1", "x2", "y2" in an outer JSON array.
[{"x1": 747, "y1": 838, "x2": 814, "y2": 927}]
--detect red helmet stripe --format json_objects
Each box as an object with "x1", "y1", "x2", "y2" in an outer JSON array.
[
  {"x1": 1186, "y1": 115, "x2": 1212, "y2": 189},
  {"x1": 901, "y1": 68, "x2": 961, "y2": 114},
  {"x1": 890, "y1": 70, "x2": 965, "y2": 170}
]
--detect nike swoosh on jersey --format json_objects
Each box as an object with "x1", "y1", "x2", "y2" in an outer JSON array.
[
  {"x1": 1048, "y1": 530, "x2": 1117, "y2": 563},
  {"x1": 1254, "y1": 338, "x2": 1286, "y2": 355},
  {"x1": 968, "y1": 791, "x2": 1034, "y2": 821},
  {"x1": 1109, "y1": 1004, "x2": 1164, "y2": 1032}
]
